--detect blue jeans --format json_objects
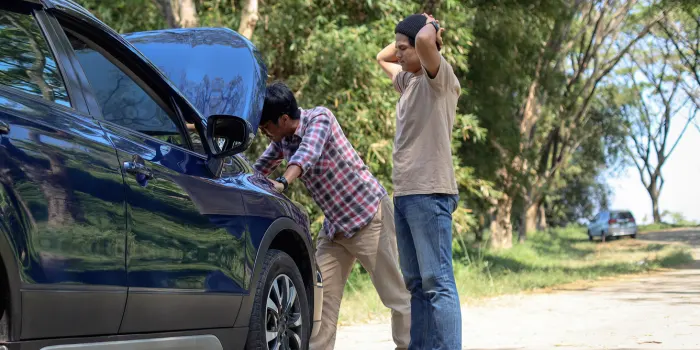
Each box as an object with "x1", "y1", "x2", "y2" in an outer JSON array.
[{"x1": 394, "y1": 194, "x2": 461, "y2": 350}]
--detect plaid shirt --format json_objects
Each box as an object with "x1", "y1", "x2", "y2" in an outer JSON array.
[{"x1": 254, "y1": 107, "x2": 387, "y2": 240}]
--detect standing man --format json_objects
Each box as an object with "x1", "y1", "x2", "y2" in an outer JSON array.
[
  {"x1": 253, "y1": 82, "x2": 411, "y2": 350},
  {"x1": 376, "y1": 13, "x2": 462, "y2": 350}
]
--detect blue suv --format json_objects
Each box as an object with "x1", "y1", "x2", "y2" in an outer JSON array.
[{"x1": 0, "y1": 1, "x2": 322, "y2": 349}]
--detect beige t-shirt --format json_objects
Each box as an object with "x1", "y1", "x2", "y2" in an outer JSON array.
[{"x1": 392, "y1": 55, "x2": 461, "y2": 197}]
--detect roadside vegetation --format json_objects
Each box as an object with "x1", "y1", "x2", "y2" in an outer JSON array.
[{"x1": 338, "y1": 226, "x2": 693, "y2": 325}]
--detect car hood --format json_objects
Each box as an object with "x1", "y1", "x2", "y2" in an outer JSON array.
[{"x1": 122, "y1": 28, "x2": 267, "y2": 132}]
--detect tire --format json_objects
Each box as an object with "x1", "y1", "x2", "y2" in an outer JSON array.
[
  {"x1": 245, "y1": 249, "x2": 310, "y2": 350},
  {"x1": 630, "y1": 234, "x2": 636, "y2": 239}
]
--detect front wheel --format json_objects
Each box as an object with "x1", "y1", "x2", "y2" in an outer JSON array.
[{"x1": 246, "y1": 249, "x2": 310, "y2": 350}]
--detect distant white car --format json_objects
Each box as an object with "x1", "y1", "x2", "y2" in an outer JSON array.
[{"x1": 587, "y1": 210, "x2": 638, "y2": 241}]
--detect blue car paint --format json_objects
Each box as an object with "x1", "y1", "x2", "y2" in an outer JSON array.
[
  {"x1": 0, "y1": 88, "x2": 128, "y2": 288},
  {"x1": 0, "y1": 0, "x2": 317, "y2": 343}
]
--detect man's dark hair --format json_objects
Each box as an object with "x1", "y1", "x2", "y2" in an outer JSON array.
[
  {"x1": 395, "y1": 14, "x2": 427, "y2": 47},
  {"x1": 261, "y1": 82, "x2": 301, "y2": 125}
]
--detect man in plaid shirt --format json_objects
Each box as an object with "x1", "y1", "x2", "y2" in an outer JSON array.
[{"x1": 254, "y1": 82, "x2": 411, "y2": 350}]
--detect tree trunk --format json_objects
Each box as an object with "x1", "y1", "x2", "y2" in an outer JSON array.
[
  {"x1": 489, "y1": 193, "x2": 513, "y2": 249},
  {"x1": 238, "y1": 0, "x2": 259, "y2": 39},
  {"x1": 649, "y1": 188, "x2": 661, "y2": 223},
  {"x1": 537, "y1": 202, "x2": 548, "y2": 231},
  {"x1": 153, "y1": 0, "x2": 179, "y2": 28},
  {"x1": 519, "y1": 201, "x2": 538, "y2": 243},
  {"x1": 176, "y1": 0, "x2": 198, "y2": 28},
  {"x1": 475, "y1": 213, "x2": 485, "y2": 242}
]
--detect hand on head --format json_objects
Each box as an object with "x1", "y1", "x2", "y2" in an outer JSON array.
[{"x1": 422, "y1": 13, "x2": 445, "y2": 50}]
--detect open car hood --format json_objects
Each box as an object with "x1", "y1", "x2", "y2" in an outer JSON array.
[{"x1": 122, "y1": 28, "x2": 267, "y2": 132}]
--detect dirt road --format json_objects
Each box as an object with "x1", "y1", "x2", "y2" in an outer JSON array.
[{"x1": 334, "y1": 229, "x2": 700, "y2": 350}]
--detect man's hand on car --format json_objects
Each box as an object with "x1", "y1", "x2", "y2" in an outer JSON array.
[{"x1": 269, "y1": 179, "x2": 285, "y2": 193}]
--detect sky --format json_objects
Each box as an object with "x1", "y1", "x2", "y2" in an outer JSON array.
[{"x1": 606, "y1": 109, "x2": 700, "y2": 225}]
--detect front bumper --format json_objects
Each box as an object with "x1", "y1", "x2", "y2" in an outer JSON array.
[{"x1": 311, "y1": 268, "x2": 323, "y2": 337}]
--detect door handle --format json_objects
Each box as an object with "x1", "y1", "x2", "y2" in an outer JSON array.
[
  {"x1": 123, "y1": 161, "x2": 154, "y2": 180},
  {"x1": 0, "y1": 121, "x2": 9, "y2": 135}
]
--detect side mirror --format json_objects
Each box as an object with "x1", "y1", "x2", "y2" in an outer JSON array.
[{"x1": 206, "y1": 115, "x2": 254, "y2": 158}]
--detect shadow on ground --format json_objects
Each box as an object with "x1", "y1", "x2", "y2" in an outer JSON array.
[
  {"x1": 640, "y1": 229, "x2": 700, "y2": 247},
  {"x1": 639, "y1": 229, "x2": 700, "y2": 269},
  {"x1": 562, "y1": 230, "x2": 700, "y2": 307}
]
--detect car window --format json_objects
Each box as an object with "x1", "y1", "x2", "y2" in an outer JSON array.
[
  {"x1": 612, "y1": 211, "x2": 634, "y2": 220},
  {"x1": 62, "y1": 29, "x2": 188, "y2": 148},
  {"x1": 0, "y1": 9, "x2": 71, "y2": 107}
]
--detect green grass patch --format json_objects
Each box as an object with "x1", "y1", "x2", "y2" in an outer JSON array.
[{"x1": 337, "y1": 226, "x2": 694, "y2": 325}]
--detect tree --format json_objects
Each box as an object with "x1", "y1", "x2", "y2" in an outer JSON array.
[
  {"x1": 466, "y1": 0, "x2": 666, "y2": 248},
  {"x1": 545, "y1": 89, "x2": 627, "y2": 228},
  {"x1": 78, "y1": 0, "x2": 164, "y2": 32},
  {"x1": 152, "y1": 0, "x2": 199, "y2": 28},
  {"x1": 660, "y1": 3, "x2": 700, "y2": 93},
  {"x1": 614, "y1": 35, "x2": 698, "y2": 223},
  {"x1": 238, "y1": 0, "x2": 259, "y2": 39},
  {"x1": 152, "y1": 0, "x2": 178, "y2": 28},
  {"x1": 464, "y1": 0, "x2": 566, "y2": 249},
  {"x1": 518, "y1": 0, "x2": 669, "y2": 242},
  {"x1": 175, "y1": 0, "x2": 199, "y2": 28},
  {"x1": 247, "y1": 0, "x2": 488, "y2": 236}
]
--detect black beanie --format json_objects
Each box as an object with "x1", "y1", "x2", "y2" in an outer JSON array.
[{"x1": 395, "y1": 14, "x2": 427, "y2": 46}]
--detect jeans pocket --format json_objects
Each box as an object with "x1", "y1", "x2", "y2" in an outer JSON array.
[
  {"x1": 449, "y1": 194, "x2": 459, "y2": 213},
  {"x1": 429, "y1": 194, "x2": 459, "y2": 213}
]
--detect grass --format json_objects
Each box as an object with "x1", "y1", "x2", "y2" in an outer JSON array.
[{"x1": 336, "y1": 226, "x2": 694, "y2": 325}]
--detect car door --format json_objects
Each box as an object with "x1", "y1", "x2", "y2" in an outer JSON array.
[
  {"x1": 589, "y1": 213, "x2": 599, "y2": 233},
  {"x1": 0, "y1": 5, "x2": 127, "y2": 340},
  {"x1": 599, "y1": 211, "x2": 610, "y2": 233},
  {"x1": 48, "y1": 16, "x2": 255, "y2": 333}
]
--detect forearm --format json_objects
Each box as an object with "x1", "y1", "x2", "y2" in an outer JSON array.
[
  {"x1": 254, "y1": 143, "x2": 283, "y2": 176},
  {"x1": 415, "y1": 24, "x2": 437, "y2": 46},
  {"x1": 281, "y1": 164, "x2": 303, "y2": 185},
  {"x1": 377, "y1": 42, "x2": 402, "y2": 80},
  {"x1": 376, "y1": 42, "x2": 398, "y2": 62},
  {"x1": 415, "y1": 21, "x2": 442, "y2": 77}
]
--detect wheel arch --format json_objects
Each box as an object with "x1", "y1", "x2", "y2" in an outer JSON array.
[{"x1": 234, "y1": 217, "x2": 316, "y2": 328}]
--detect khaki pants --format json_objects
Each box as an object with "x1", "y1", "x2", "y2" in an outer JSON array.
[{"x1": 310, "y1": 195, "x2": 411, "y2": 350}]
